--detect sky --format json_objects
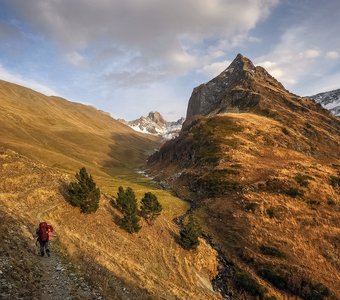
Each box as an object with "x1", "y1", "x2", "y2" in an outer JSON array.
[{"x1": 0, "y1": 0, "x2": 340, "y2": 120}]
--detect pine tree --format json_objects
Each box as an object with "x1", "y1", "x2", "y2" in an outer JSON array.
[
  {"x1": 118, "y1": 187, "x2": 141, "y2": 233},
  {"x1": 120, "y1": 212, "x2": 141, "y2": 233},
  {"x1": 179, "y1": 215, "x2": 202, "y2": 250},
  {"x1": 116, "y1": 186, "x2": 127, "y2": 212},
  {"x1": 140, "y1": 192, "x2": 162, "y2": 225},
  {"x1": 68, "y1": 167, "x2": 100, "y2": 213}
]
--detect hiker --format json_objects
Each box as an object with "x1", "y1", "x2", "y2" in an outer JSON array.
[{"x1": 36, "y1": 222, "x2": 54, "y2": 257}]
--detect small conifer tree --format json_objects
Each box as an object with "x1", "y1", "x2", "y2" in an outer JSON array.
[
  {"x1": 118, "y1": 187, "x2": 141, "y2": 233},
  {"x1": 68, "y1": 167, "x2": 100, "y2": 213},
  {"x1": 116, "y1": 186, "x2": 127, "y2": 212},
  {"x1": 179, "y1": 215, "x2": 202, "y2": 250},
  {"x1": 120, "y1": 212, "x2": 141, "y2": 233},
  {"x1": 140, "y1": 192, "x2": 162, "y2": 224}
]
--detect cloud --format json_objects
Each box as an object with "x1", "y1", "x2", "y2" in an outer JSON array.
[
  {"x1": 6, "y1": 0, "x2": 278, "y2": 84},
  {"x1": 0, "y1": 64, "x2": 59, "y2": 96},
  {"x1": 255, "y1": 23, "x2": 340, "y2": 94},
  {"x1": 301, "y1": 49, "x2": 321, "y2": 59},
  {"x1": 326, "y1": 51, "x2": 340, "y2": 60}
]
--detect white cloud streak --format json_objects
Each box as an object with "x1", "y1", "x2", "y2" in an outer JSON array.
[{"x1": 0, "y1": 64, "x2": 59, "y2": 96}]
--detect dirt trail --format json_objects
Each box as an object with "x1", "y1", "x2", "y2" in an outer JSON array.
[
  {"x1": 35, "y1": 205, "x2": 103, "y2": 300},
  {"x1": 33, "y1": 249, "x2": 103, "y2": 300}
]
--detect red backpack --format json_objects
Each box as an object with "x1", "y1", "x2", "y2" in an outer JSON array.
[{"x1": 38, "y1": 222, "x2": 49, "y2": 242}]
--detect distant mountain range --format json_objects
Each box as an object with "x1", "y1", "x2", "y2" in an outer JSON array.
[
  {"x1": 309, "y1": 89, "x2": 340, "y2": 116},
  {"x1": 120, "y1": 111, "x2": 185, "y2": 139}
]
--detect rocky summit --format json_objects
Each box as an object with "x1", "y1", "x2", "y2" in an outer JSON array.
[
  {"x1": 149, "y1": 54, "x2": 340, "y2": 299},
  {"x1": 124, "y1": 111, "x2": 185, "y2": 139},
  {"x1": 186, "y1": 53, "x2": 287, "y2": 119}
]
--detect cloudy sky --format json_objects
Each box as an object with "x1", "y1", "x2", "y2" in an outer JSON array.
[{"x1": 0, "y1": 0, "x2": 339, "y2": 120}]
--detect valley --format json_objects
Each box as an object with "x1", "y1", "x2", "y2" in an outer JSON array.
[{"x1": 0, "y1": 54, "x2": 339, "y2": 300}]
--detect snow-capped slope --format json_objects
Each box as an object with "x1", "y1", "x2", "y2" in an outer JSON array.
[
  {"x1": 123, "y1": 112, "x2": 185, "y2": 139},
  {"x1": 309, "y1": 89, "x2": 340, "y2": 116}
]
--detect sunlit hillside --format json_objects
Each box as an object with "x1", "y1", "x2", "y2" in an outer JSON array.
[{"x1": 0, "y1": 79, "x2": 159, "y2": 177}]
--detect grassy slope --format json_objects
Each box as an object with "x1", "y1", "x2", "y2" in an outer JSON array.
[
  {"x1": 0, "y1": 80, "x2": 221, "y2": 299},
  {"x1": 149, "y1": 113, "x2": 340, "y2": 299},
  {"x1": 0, "y1": 79, "x2": 158, "y2": 176}
]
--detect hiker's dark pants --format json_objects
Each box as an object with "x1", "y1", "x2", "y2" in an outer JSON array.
[{"x1": 39, "y1": 240, "x2": 49, "y2": 256}]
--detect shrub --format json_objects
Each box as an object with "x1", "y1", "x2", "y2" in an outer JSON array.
[
  {"x1": 282, "y1": 127, "x2": 289, "y2": 135},
  {"x1": 266, "y1": 207, "x2": 275, "y2": 218},
  {"x1": 67, "y1": 167, "x2": 100, "y2": 213},
  {"x1": 235, "y1": 270, "x2": 267, "y2": 298},
  {"x1": 330, "y1": 175, "x2": 340, "y2": 188},
  {"x1": 266, "y1": 206, "x2": 287, "y2": 219},
  {"x1": 179, "y1": 215, "x2": 202, "y2": 250},
  {"x1": 140, "y1": 192, "x2": 162, "y2": 225},
  {"x1": 245, "y1": 202, "x2": 259, "y2": 213},
  {"x1": 257, "y1": 264, "x2": 330, "y2": 300},
  {"x1": 327, "y1": 198, "x2": 336, "y2": 205},
  {"x1": 257, "y1": 264, "x2": 290, "y2": 290},
  {"x1": 285, "y1": 188, "x2": 303, "y2": 198},
  {"x1": 260, "y1": 245, "x2": 287, "y2": 258},
  {"x1": 295, "y1": 174, "x2": 313, "y2": 187},
  {"x1": 192, "y1": 170, "x2": 242, "y2": 197},
  {"x1": 307, "y1": 199, "x2": 321, "y2": 206},
  {"x1": 301, "y1": 279, "x2": 330, "y2": 300},
  {"x1": 230, "y1": 163, "x2": 242, "y2": 168}
]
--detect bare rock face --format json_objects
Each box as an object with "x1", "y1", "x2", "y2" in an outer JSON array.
[
  {"x1": 186, "y1": 53, "x2": 286, "y2": 120},
  {"x1": 147, "y1": 111, "x2": 167, "y2": 126}
]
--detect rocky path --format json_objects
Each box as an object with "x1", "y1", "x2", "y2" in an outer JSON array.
[{"x1": 35, "y1": 247, "x2": 103, "y2": 300}]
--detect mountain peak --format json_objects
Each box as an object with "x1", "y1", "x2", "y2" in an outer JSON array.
[
  {"x1": 147, "y1": 111, "x2": 167, "y2": 126},
  {"x1": 228, "y1": 53, "x2": 256, "y2": 72},
  {"x1": 124, "y1": 112, "x2": 185, "y2": 139},
  {"x1": 186, "y1": 54, "x2": 288, "y2": 119}
]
